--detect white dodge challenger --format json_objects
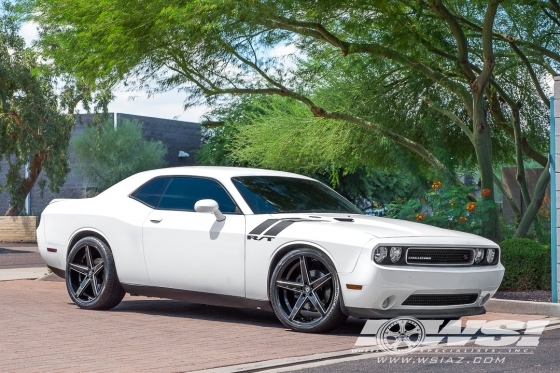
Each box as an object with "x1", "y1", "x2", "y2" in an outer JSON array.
[{"x1": 37, "y1": 167, "x2": 504, "y2": 333}]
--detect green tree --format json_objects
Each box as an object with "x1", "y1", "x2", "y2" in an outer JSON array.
[
  {"x1": 72, "y1": 119, "x2": 167, "y2": 191},
  {"x1": 26, "y1": 0, "x2": 557, "y2": 241},
  {"x1": 0, "y1": 3, "x2": 95, "y2": 215},
  {"x1": 198, "y1": 95, "x2": 427, "y2": 210}
]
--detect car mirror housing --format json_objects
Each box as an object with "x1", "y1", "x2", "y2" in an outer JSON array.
[{"x1": 194, "y1": 199, "x2": 226, "y2": 222}]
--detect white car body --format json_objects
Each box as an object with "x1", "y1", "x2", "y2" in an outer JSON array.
[{"x1": 37, "y1": 166, "x2": 504, "y2": 318}]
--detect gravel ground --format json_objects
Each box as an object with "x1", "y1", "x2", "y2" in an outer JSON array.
[{"x1": 494, "y1": 290, "x2": 552, "y2": 302}]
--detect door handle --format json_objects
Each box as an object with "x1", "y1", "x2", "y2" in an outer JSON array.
[{"x1": 150, "y1": 217, "x2": 162, "y2": 223}]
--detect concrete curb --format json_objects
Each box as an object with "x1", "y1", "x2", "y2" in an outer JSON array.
[
  {"x1": 36, "y1": 273, "x2": 64, "y2": 282},
  {"x1": 0, "y1": 267, "x2": 47, "y2": 282},
  {"x1": 486, "y1": 298, "x2": 560, "y2": 317},
  {"x1": 186, "y1": 349, "x2": 371, "y2": 373}
]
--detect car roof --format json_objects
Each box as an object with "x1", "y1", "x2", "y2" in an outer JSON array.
[{"x1": 134, "y1": 166, "x2": 313, "y2": 179}]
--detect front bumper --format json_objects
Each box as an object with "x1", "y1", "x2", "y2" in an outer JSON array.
[
  {"x1": 338, "y1": 243, "x2": 504, "y2": 319},
  {"x1": 343, "y1": 305, "x2": 486, "y2": 319}
]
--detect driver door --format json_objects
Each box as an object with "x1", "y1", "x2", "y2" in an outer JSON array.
[{"x1": 141, "y1": 176, "x2": 245, "y2": 297}]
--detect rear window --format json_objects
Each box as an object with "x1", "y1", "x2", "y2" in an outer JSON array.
[{"x1": 131, "y1": 177, "x2": 171, "y2": 207}]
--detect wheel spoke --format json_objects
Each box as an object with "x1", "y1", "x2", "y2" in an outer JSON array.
[
  {"x1": 398, "y1": 320, "x2": 407, "y2": 334},
  {"x1": 93, "y1": 262, "x2": 104, "y2": 275},
  {"x1": 91, "y1": 275, "x2": 99, "y2": 297},
  {"x1": 311, "y1": 273, "x2": 332, "y2": 290},
  {"x1": 75, "y1": 277, "x2": 91, "y2": 298},
  {"x1": 289, "y1": 293, "x2": 308, "y2": 321},
  {"x1": 276, "y1": 280, "x2": 303, "y2": 292},
  {"x1": 69, "y1": 263, "x2": 88, "y2": 275},
  {"x1": 385, "y1": 330, "x2": 401, "y2": 338},
  {"x1": 308, "y1": 291, "x2": 326, "y2": 316},
  {"x1": 404, "y1": 326, "x2": 421, "y2": 336},
  {"x1": 299, "y1": 256, "x2": 310, "y2": 285},
  {"x1": 85, "y1": 246, "x2": 93, "y2": 270}
]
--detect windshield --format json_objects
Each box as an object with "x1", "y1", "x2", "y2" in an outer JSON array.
[{"x1": 231, "y1": 176, "x2": 363, "y2": 214}]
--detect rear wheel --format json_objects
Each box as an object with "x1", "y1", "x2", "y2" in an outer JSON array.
[
  {"x1": 269, "y1": 248, "x2": 348, "y2": 333},
  {"x1": 66, "y1": 237, "x2": 125, "y2": 310}
]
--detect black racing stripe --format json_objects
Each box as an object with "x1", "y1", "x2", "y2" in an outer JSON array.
[
  {"x1": 264, "y1": 220, "x2": 295, "y2": 236},
  {"x1": 249, "y1": 219, "x2": 279, "y2": 235}
]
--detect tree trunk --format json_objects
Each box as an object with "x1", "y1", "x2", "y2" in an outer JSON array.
[
  {"x1": 4, "y1": 152, "x2": 47, "y2": 216},
  {"x1": 472, "y1": 92, "x2": 502, "y2": 242},
  {"x1": 514, "y1": 159, "x2": 550, "y2": 238}
]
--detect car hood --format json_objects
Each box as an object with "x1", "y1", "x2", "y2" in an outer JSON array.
[{"x1": 270, "y1": 213, "x2": 482, "y2": 239}]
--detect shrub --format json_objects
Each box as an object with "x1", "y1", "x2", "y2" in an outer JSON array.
[
  {"x1": 73, "y1": 119, "x2": 167, "y2": 191},
  {"x1": 385, "y1": 182, "x2": 495, "y2": 236},
  {"x1": 499, "y1": 238, "x2": 551, "y2": 291}
]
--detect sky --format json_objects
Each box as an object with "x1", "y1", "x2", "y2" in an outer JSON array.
[{"x1": 19, "y1": 22, "x2": 208, "y2": 122}]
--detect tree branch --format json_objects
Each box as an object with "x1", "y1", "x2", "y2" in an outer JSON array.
[
  {"x1": 487, "y1": 90, "x2": 548, "y2": 167},
  {"x1": 4, "y1": 109, "x2": 40, "y2": 141},
  {"x1": 421, "y1": 96, "x2": 474, "y2": 143},
  {"x1": 514, "y1": 158, "x2": 550, "y2": 238},
  {"x1": 429, "y1": 0, "x2": 476, "y2": 82},
  {"x1": 457, "y1": 14, "x2": 560, "y2": 64},
  {"x1": 511, "y1": 103, "x2": 532, "y2": 209},
  {"x1": 261, "y1": 17, "x2": 474, "y2": 117},
  {"x1": 474, "y1": 0, "x2": 501, "y2": 93},
  {"x1": 493, "y1": 173, "x2": 522, "y2": 223},
  {"x1": 507, "y1": 42, "x2": 549, "y2": 108}
]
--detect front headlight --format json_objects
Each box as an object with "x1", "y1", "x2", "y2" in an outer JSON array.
[
  {"x1": 486, "y1": 248, "x2": 496, "y2": 263},
  {"x1": 373, "y1": 246, "x2": 387, "y2": 263},
  {"x1": 390, "y1": 246, "x2": 402, "y2": 263},
  {"x1": 474, "y1": 248, "x2": 485, "y2": 263}
]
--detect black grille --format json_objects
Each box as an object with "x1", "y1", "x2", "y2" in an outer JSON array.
[
  {"x1": 406, "y1": 248, "x2": 473, "y2": 265},
  {"x1": 402, "y1": 294, "x2": 478, "y2": 306}
]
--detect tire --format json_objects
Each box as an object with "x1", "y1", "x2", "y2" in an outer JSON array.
[
  {"x1": 66, "y1": 236, "x2": 125, "y2": 310},
  {"x1": 269, "y1": 248, "x2": 348, "y2": 333}
]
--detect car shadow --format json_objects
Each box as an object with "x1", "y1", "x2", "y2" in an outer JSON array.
[
  {"x1": 110, "y1": 298, "x2": 366, "y2": 336},
  {"x1": 0, "y1": 247, "x2": 33, "y2": 254}
]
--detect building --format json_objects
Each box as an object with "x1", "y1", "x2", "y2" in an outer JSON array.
[{"x1": 0, "y1": 113, "x2": 201, "y2": 215}]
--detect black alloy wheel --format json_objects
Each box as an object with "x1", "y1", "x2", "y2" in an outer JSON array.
[
  {"x1": 270, "y1": 248, "x2": 348, "y2": 333},
  {"x1": 66, "y1": 237, "x2": 125, "y2": 310}
]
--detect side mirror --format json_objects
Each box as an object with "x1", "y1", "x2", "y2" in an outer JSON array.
[{"x1": 194, "y1": 199, "x2": 226, "y2": 222}]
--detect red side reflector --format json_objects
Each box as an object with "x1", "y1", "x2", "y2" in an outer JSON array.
[
  {"x1": 47, "y1": 248, "x2": 57, "y2": 253},
  {"x1": 346, "y1": 284, "x2": 363, "y2": 290}
]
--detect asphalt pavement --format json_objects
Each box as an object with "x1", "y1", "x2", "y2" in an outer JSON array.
[{"x1": 0, "y1": 243, "x2": 45, "y2": 269}]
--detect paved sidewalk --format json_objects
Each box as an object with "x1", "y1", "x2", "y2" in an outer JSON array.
[{"x1": 0, "y1": 280, "x2": 364, "y2": 373}]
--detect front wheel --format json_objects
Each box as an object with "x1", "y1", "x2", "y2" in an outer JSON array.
[
  {"x1": 269, "y1": 248, "x2": 348, "y2": 333},
  {"x1": 66, "y1": 237, "x2": 125, "y2": 310}
]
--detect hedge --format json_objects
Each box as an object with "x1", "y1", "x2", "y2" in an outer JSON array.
[{"x1": 499, "y1": 238, "x2": 551, "y2": 291}]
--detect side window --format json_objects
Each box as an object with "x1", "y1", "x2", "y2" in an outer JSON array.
[
  {"x1": 158, "y1": 177, "x2": 238, "y2": 213},
  {"x1": 131, "y1": 177, "x2": 171, "y2": 207}
]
